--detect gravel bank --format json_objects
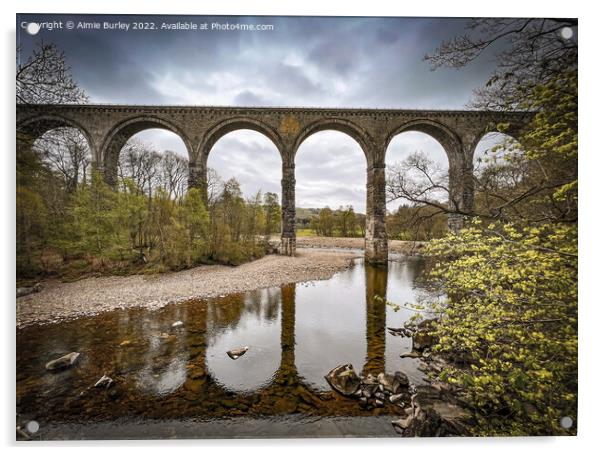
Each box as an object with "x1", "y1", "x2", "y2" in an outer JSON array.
[
  {"x1": 16, "y1": 249, "x2": 360, "y2": 328},
  {"x1": 295, "y1": 236, "x2": 426, "y2": 255}
]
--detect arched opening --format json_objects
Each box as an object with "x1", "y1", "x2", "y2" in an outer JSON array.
[
  {"x1": 16, "y1": 118, "x2": 94, "y2": 278},
  {"x1": 206, "y1": 129, "x2": 282, "y2": 212},
  {"x1": 101, "y1": 117, "x2": 193, "y2": 188},
  {"x1": 200, "y1": 118, "x2": 284, "y2": 161},
  {"x1": 295, "y1": 130, "x2": 367, "y2": 239},
  {"x1": 472, "y1": 131, "x2": 528, "y2": 220},
  {"x1": 204, "y1": 129, "x2": 283, "y2": 255},
  {"x1": 200, "y1": 127, "x2": 283, "y2": 264},
  {"x1": 473, "y1": 131, "x2": 522, "y2": 166},
  {"x1": 118, "y1": 128, "x2": 190, "y2": 199},
  {"x1": 17, "y1": 115, "x2": 94, "y2": 153},
  {"x1": 385, "y1": 131, "x2": 450, "y2": 241}
]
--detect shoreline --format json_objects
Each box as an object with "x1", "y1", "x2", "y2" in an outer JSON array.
[
  {"x1": 17, "y1": 248, "x2": 361, "y2": 328},
  {"x1": 294, "y1": 236, "x2": 425, "y2": 255}
]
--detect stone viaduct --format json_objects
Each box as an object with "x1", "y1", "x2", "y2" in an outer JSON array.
[{"x1": 16, "y1": 104, "x2": 531, "y2": 264}]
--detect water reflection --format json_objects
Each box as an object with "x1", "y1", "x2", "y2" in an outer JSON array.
[
  {"x1": 206, "y1": 289, "x2": 282, "y2": 393},
  {"x1": 16, "y1": 258, "x2": 431, "y2": 437}
]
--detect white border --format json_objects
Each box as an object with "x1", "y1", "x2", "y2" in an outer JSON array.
[{"x1": 2, "y1": 1, "x2": 598, "y2": 453}]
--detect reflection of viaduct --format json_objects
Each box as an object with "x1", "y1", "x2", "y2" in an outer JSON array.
[
  {"x1": 16, "y1": 104, "x2": 531, "y2": 264},
  {"x1": 189, "y1": 265, "x2": 389, "y2": 398}
]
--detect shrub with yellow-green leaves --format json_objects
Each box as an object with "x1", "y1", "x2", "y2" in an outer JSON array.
[{"x1": 425, "y1": 221, "x2": 577, "y2": 435}]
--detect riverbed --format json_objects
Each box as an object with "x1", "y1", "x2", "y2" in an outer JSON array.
[
  {"x1": 17, "y1": 257, "x2": 435, "y2": 439},
  {"x1": 17, "y1": 249, "x2": 360, "y2": 328}
]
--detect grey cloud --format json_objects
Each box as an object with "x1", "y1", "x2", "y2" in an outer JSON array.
[
  {"x1": 17, "y1": 14, "x2": 513, "y2": 209},
  {"x1": 232, "y1": 90, "x2": 268, "y2": 106}
]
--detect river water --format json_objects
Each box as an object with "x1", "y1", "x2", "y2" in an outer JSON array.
[{"x1": 16, "y1": 257, "x2": 435, "y2": 439}]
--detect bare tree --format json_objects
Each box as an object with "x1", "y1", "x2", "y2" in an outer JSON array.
[
  {"x1": 425, "y1": 18, "x2": 577, "y2": 110},
  {"x1": 17, "y1": 42, "x2": 92, "y2": 191},
  {"x1": 17, "y1": 42, "x2": 88, "y2": 104},
  {"x1": 160, "y1": 151, "x2": 188, "y2": 199},
  {"x1": 207, "y1": 167, "x2": 223, "y2": 206},
  {"x1": 386, "y1": 18, "x2": 578, "y2": 231},
  {"x1": 386, "y1": 152, "x2": 451, "y2": 214},
  {"x1": 33, "y1": 127, "x2": 91, "y2": 192},
  {"x1": 118, "y1": 139, "x2": 162, "y2": 196}
]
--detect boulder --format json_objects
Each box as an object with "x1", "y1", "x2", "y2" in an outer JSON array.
[
  {"x1": 394, "y1": 371, "x2": 410, "y2": 388},
  {"x1": 377, "y1": 371, "x2": 409, "y2": 394},
  {"x1": 362, "y1": 373, "x2": 379, "y2": 385},
  {"x1": 171, "y1": 321, "x2": 184, "y2": 328},
  {"x1": 361, "y1": 383, "x2": 379, "y2": 399},
  {"x1": 412, "y1": 331, "x2": 435, "y2": 351},
  {"x1": 394, "y1": 385, "x2": 471, "y2": 437},
  {"x1": 389, "y1": 393, "x2": 404, "y2": 404},
  {"x1": 324, "y1": 364, "x2": 361, "y2": 396},
  {"x1": 45, "y1": 352, "x2": 80, "y2": 371}
]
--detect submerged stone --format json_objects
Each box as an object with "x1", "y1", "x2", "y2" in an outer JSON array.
[
  {"x1": 227, "y1": 346, "x2": 249, "y2": 360},
  {"x1": 94, "y1": 374, "x2": 114, "y2": 389},
  {"x1": 45, "y1": 352, "x2": 80, "y2": 371}
]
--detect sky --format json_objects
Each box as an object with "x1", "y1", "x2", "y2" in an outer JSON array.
[{"x1": 17, "y1": 14, "x2": 508, "y2": 212}]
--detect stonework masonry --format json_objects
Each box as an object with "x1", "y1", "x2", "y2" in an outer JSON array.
[{"x1": 17, "y1": 104, "x2": 531, "y2": 264}]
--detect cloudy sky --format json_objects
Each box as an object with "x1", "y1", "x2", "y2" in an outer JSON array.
[{"x1": 17, "y1": 14, "x2": 507, "y2": 212}]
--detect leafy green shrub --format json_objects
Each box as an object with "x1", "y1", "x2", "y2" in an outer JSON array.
[{"x1": 425, "y1": 221, "x2": 577, "y2": 435}]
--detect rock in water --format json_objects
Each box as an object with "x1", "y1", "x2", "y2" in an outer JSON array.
[
  {"x1": 45, "y1": 352, "x2": 80, "y2": 371},
  {"x1": 412, "y1": 331, "x2": 434, "y2": 351},
  {"x1": 400, "y1": 350, "x2": 422, "y2": 359},
  {"x1": 94, "y1": 374, "x2": 114, "y2": 389},
  {"x1": 394, "y1": 385, "x2": 471, "y2": 437},
  {"x1": 389, "y1": 393, "x2": 404, "y2": 404},
  {"x1": 362, "y1": 383, "x2": 379, "y2": 399},
  {"x1": 378, "y1": 371, "x2": 409, "y2": 394},
  {"x1": 394, "y1": 371, "x2": 410, "y2": 388},
  {"x1": 324, "y1": 364, "x2": 361, "y2": 396},
  {"x1": 227, "y1": 346, "x2": 249, "y2": 360},
  {"x1": 172, "y1": 321, "x2": 184, "y2": 328}
]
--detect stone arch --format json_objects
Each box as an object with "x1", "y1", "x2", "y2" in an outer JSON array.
[
  {"x1": 17, "y1": 114, "x2": 95, "y2": 157},
  {"x1": 385, "y1": 119, "x2": 463, "y2": 165},
  {"x1": 198, "y1": 117, "x2": 285, "y2": 162},
  {"x1": 100, "y1": 115, "x2": 194, "y2": 186},
  {"x1": 386, "y1": 119, "x2": 470, "y2": 234},
  {"x1": 293, "y1": 118, "x2": 374, "y2": 164}
]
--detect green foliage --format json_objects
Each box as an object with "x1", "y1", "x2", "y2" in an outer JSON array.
[
  {"x1": 308, "y1": 206, "x2": 364, "y2": 237},
  {"x1": 476, "y1": 68, "x2": 578, "y2": 224},
  {"x1": 387, "y1": 204, "x2": 448, "y2": 241},
  {"x1": 424, "y1": 221, "x2": 577, "y2": 435},
  {"x1": 16, "y1": 163, "x2": 278, "y2": 278},
  {"x1": 72, "y1": 172, "x2": 128, "y2": 258},
  {"x1": 263, "y1": 192, "x2": 282, "y2": 235}
]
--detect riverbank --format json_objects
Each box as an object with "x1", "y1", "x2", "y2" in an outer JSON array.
[
  {"x1": 16, "y1": 248, "x2": 360, "y2": 328},
  {"x1": 294, "y1": 236, "x2": 426, "y2": 255}
]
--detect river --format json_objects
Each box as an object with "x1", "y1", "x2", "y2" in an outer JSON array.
[{"x1": 17, "y1": 257, "x2": 435, "y2": 439}]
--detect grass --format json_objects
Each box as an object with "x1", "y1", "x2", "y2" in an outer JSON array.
[{"x1": 295, "y1": 229, "x2": 316, "y2": 237}]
